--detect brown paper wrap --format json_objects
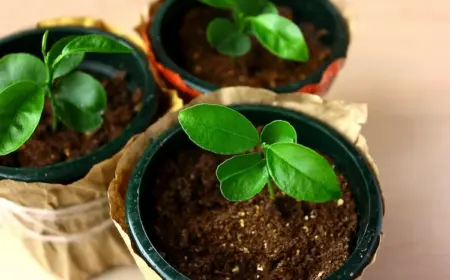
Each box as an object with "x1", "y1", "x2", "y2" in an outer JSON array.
[
  {"x1": 0, "y1": 17, "x2": 182, "y2": 280},
  {"x1": 108, "y1": 87, "x2": 384, "y2": 280},
  {"x1": 134, "y1": 0, "x2": 354, "y2": 100}
]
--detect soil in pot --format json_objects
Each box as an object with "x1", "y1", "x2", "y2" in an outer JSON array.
[
  {"x1": 146, "y1": 148, "x2": 358, "y2": 280},
  {"x1": 179, "y1": 6, "x2": 332, "y2": 88},
  {"x1": 0, "y1": 72, "x2": 143, "y2": 167}
]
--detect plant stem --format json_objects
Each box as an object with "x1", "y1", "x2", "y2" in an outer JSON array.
[
  {"x1": 267, "y1": 180, "x2": 275, "y2": 200},
  {"x1": 44, "y1": 57, "x2": 58, "y2": 132}
]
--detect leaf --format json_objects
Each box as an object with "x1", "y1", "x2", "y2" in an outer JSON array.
[
  {"x1": 41, "y1": 30, "x2": 49, "y2": 55},
  {"x1": 217, "y1": 152, "x2": 262, "y2": 181},
  {"x1": 179, "y1": 104, "x2": 259, "y2": 155},
  {"x1": 55, "y1": 101, "x2": 103, "y2": 133},
  {"x1": 54, "y1": 71, "x2": 106, "y2": 132},
  {"x1": 0, "y1": 53, "x2": 46, "y2": 90},
  {"x1": 261, "y1": 120, "x2": 297, "y2": 145},
  {"x1": 220, "y1": 157, "x2": 268, "y2": 201},
  {"x1": 47, "y1": 36, "x2": 84, "y2": 79},
  {"x1": 0, "y1": 81, "x2": 45, "y2": 155},
  {"x1": 250, "y1": 14, "x2": 309, "y2": 62},
  {"x1": 61, "y1": 34, "x2": 132, "y2": 56},
  {"x1": 262, "y1": 2, "x2": 278, "y2": 14},
  {"x1": 198, "y1": 0, "x2": 235, "y2": 9},
  {"x1": 207, "y1": 18, "x2": 251, "y2": 57},
  {"x1": 235, "y1": 0, "x2": 267, "y2": 16},
  {"x1": 266, "y1": 142, "x2": 341, "y2": 202}
]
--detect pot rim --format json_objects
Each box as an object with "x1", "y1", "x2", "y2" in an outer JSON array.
[
  {"x1": 149, "y1": 0, "x2": 350, "y2": 94},
  {"x1": 126, "y1": 105, "x2": 383, "y2": 280},
  {"x1": 0, "y1": 26, "x2": 158, "y2": 183}
]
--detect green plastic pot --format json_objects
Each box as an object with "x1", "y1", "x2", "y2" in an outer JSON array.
[
  {"x1": 0, "y1": 27, "x2": 158, "y2": 184},
  {"x1": 126, "y1": 105, "x2": 383, "y2": 280},
  {"x1": 149, "y1": 0, "x2": 350, "y2": 95}
]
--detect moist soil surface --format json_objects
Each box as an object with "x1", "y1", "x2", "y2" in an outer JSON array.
[
  {"x1": 0, "y1": 72, "x2": 142, "y2": 167},
  {"x1": 148, "y1": 149, "x2": 358, "y2": 280},
  {"x1": 178, "y1": 6, "x2": 332, "y2": 88}
]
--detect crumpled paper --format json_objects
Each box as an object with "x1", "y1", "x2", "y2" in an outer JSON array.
[
  {"x1": 108, "y1": 86, "x2": 384, "y2": 280},
  {"x1": 0, "y1": 16, "x2": 181, "y2": 280}
]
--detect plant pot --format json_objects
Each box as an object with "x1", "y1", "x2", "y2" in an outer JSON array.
[
  {"x1": 0, "y1": 26, "x2": 158, "y2": 184},
  {"x1": 125, "y1": 105, "x2": 383, "y2": 280},
  {"x1": 147, "y1": 0, "x2": 350, "y2": 99}
]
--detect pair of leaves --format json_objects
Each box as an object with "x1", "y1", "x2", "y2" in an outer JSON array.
[
  {"x1": 205, "y1": 0, "x2": 309, "y2": 61},
  {"x1": 44, "y1": 33, "x2": 132, "y2": 132},
  {"x1": 178, "y1": 104, "x2": 341, "y2": 203},
  {"x1": 0, "y1": 32, "x2": 132, "y2": 156}
]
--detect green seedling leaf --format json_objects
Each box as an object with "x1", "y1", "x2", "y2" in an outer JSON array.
[
  {"x1": 0, "y1": 53, "x2": 46, "y2": 90},
  {"x1": 54, "y1": 71, "x2": 107, "y2": 132},
  {"x1": 179, "y1": 104, "x2": 259, "y2": 155},
  {"x1": 199, "y1": 0, "x2": 235, "y2": 9},
  {"x1": 41, "y1": 30, "x2": 49, "y2": 56},
  {"x1": 217, "y1": 152, "x2": 262, "y2": 181},
  {"x1": 262, "y1": 2, "x2": 278, "y2": 14},
  {"x1": 266, "y1": 142, "x2": 341, "y2": 202},
  {"x1": 220, "y1": 156, "x2": 268, "y2": 201},
  {"x1": 235, "y1": 0, "x2": 267, "y2": 16},
  {"x1": 261, "y1": 120, "x2": 297, "y2": 145},
  {"x1": 58, "y1": 34, "x2": 132, "y2": 63},
  {"x1": 47, "y1": 36, "x2": 84, "y2": 79},
  {"x1": 0, "y1": 81, "x2": 45, "y2": 155},
  {"x1": 207, "y1": 18, "x2": 251, "y2": 57},
  {"x1": 251, "y1": 14, "x2": 309, "y2": 62}
]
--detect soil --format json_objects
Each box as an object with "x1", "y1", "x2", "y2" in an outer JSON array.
[
  {"x1": 0, "y1": 72, "x2": 143, "y2": 167},
  {"x1": 148, "y1": 149, "x2": 358, "y2": 280},
  {"x1": 178, "y1": 6, "x2": 333, "y2": 88}
]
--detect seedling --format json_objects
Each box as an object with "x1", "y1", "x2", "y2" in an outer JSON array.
[
  {"x1": 178, "y1": 104, "x2": 341, "y2": 203},
  {"x1": 199, "y1": 0, "x2": 309, "y2": 62},
  {"x1": 0, "y1": 30, "x2": 133, "y2": 156}
]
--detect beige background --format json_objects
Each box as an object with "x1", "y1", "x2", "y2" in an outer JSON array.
[{"x1": 0, "y1": 0, "x2": 449, "y2": 279}]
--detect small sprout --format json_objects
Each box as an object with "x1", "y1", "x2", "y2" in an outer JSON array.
[
  {"x1": 232, "y1": 266, "x2": 240, "y2": 273},
  {"x1": 337, "y1": 198, "x2": 344, "y2": 206},
  {"x1": 178, "y1": 104, "x2": 342, "y2": 203},
  {"x1": 0, "y1": 30, "x2": 133, "y2": 156},
  {"x1": 238, "y1": 211, "x2": 245, "y2": 217},
  {"x1": 199, "y1": 0, "x2": 309, "y2": 62},
  {"x1": 310, "y1": 210, "x2": 317, "y2": 219}
]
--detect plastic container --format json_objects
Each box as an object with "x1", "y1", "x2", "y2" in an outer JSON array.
[
  {"x1": 126, "y1": 105, "x2": 383, "y2": 280},
  {"x1": 0, "y1": 26, "x2": 158, "y2": 183}
]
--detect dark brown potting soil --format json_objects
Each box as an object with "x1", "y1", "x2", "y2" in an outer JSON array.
[
  {"x1": 178, "y1": 6, "x2": 333, "y2": 88},
  {"x1": 148, "y1": 149, "x2": 358, "y2": 280},
  {"x1": 0, "y1": 72, "x2": 142, "y2": 167}
]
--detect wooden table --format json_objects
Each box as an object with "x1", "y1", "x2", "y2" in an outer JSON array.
[{"x1": 1, "y1": 0, "x2": 449, "y2": 279}]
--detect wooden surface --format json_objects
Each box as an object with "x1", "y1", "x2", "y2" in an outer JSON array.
[{"x1": 1, "y1": 0, "x2": 449, "y2": 279}]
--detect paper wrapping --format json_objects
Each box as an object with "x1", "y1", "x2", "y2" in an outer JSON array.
[
  {"x1": 0, "y1": 17, "x2": 181, "y2": 280},
  {"x1": 108, "y1": 86, "x2": 384, "y2": 280},
  {"x1": 134, "y1": 0, "x2": 354, "y2": 100}
]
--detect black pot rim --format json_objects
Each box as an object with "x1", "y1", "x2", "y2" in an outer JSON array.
[
  {"x1": 0, "y1": 26, "x2": 158, "y2": 183},
  {"x1": 126, "y1": 105, "x2": 383, "y2": 280},
  {"x1": 149, "y1": 0, "x2": 350, "y2": 94}
]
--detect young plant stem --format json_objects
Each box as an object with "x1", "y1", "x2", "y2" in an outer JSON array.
[
  {"x1": 44, "y1": 58, "x2": 58, "y2": 132},
  {"x1": 267, "y1": 180, "x2": 275, "y2": 200}
]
